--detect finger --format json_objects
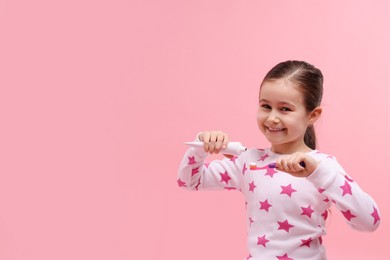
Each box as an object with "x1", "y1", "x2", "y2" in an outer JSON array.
[
  {"x1": 214, "y1": 132, "x2": 226, "y2": 153},
  {"x1": 208, "y1": 141, "x2": 216, "y2": 154},
  {"x1": 289, "y1": 154, "x2": 303, "y2": 172},
  {"x1": 293, "y1": 153, "x2": 306, "y2": 171},
  {"x1": 287, "y1": 162, "x2": 299, "y2": 172},
  {"x1": 222, "y1": 134, "x2": 229, "y2": 149},
  {"x1": 209, "y1": 131, "x2": 218, "y2": 142},
  {"x1": 202, "y1": 131, "x2": 211, "y2": 152},
  {"x1": 275, "y1": 158, "x2": 283, "y2": 170},
  {"x1": 279, "y1": 158, "x2": 290, "y2": 172}
]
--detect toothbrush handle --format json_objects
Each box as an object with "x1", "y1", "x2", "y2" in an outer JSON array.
[{"x1": 268, "y1": 161, "x2": 306, "y2": 168}]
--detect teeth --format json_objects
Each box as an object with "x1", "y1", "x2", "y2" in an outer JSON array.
[{"x1": 268, "y1": 127, "x2": 284, "y2": 131}]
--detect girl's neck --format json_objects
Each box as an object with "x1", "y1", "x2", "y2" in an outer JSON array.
[{"x1": 270, "y1": 142, "x2": 312, "y2": 155}]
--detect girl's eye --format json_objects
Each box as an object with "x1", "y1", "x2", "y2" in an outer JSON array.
[
  {"x1": 260, "y1": 104, "x2": 271, "y2": 109},
  {"x1": 280, "y1": 107, "x2": 291, "y2": 112}
]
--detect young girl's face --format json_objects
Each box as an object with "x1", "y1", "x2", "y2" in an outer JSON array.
[{"x1": 257, "y1": 79, "x2": 316, "y2": 154}]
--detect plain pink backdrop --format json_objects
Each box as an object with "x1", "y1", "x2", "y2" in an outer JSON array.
[{"x1": 1, "y1": 0, "x2": 389, "y2": 259}]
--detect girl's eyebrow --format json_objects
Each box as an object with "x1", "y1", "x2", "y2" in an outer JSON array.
[{"x1": 259, "y1": 98, "x2": 296, "y2": 107}]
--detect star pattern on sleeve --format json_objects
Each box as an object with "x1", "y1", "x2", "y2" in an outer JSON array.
[
  {"x1": 342, "y1": 210, "x2": 356, "y2": 221},
  {"x1": 280, "y1": 184, "x2": 297, "y2": 197},
  {"x1": 340, "y1": 180, "x2": 352, "y2": 196},
  {"x1": 257, "y1": 234, "x2": 270, "y2": 247},
  {"x1": 230, "y1": 156, "x2": 238, "y2": 163},
  {"x1": 220, "y1": 171, "x2": 231, "y2": 185},
  {"x1": 277, "y1": 219, "x2": 294, "y2": 232},
  {"x1": 258, "y1": 153, "x2": 270, "y2": 161},
  {"x1": 259, "y1": 199, "x2": 272, "y2": 212},
  {"x1": 249, "y1": 181, "x2": 257, "y2": 192},
  {"x1": 195, "y1": 178, "x2": 201, "y2": 190},
  {"x1": 344, "y1": 174, "x2": 354, "y2": 182},
  {"x1": 300, "y1": 237, "x2": 313, "y2": 247},
  {"x1": 177, "y1": 178, "x2": 186, "y2": 187},
  {"x1": 188, "y1": 156, "x2": 196, "y2": 165},
  {"x1": 301, "y1": 205, "x2": 314, "y2": 218},
  {"x1": 322, "y1": 210, "x2": 328, "y2": 220},
  {"x1": 249, "y1": 217, "x2": 254, "y2": 226},
  {"x1": 371, "y1": 206, "x2": 380, "y2": 225},
  {"x1": 242, "y1": 163, "x2": 248, "y2": 175},
  {"x1": 191, "y1": 167, "x2": 199, "y2": 176}
]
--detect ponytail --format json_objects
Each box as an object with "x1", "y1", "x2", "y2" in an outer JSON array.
[{"x1": 304, "y1": 125, "x2": 316, "y2": 150}]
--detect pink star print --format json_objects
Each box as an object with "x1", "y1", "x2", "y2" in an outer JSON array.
[
  {"x1": 277, "y1": 253, "x2": 294, "y2": 260},
  {"x1": 252, "y1": 165, "x2": 278, "y2": 177},
  {"x1": 257, "y1": 235, "x2": 270, "y2": 247},
  {"x1": 340, "y1": 180, "x2": 352, "y2": 196},
  {"x1": 242, "y1": 163, "x2": 248, "y2": 175},
  {"x1": 249, "y1": 181, "x2": 257, "y2": 192},
  {"x1": 322, "y1": 210, "x2": 328, "y2": 220},
  {"x1": 342, "y1": 210, "x2": 356, "y2": 221},
  {"x1": 249, "y1": 217, "x2": 254, "y2": 226},
  {"x1": 258, "y1": 153, "x2": 270, "y2": 161},
  {"x1": 301, "y1": 205, "x2": 314, "y2": 218},
  {"x1": 318, "y1": 188, "x2": 325, "y2": 193},
  {"x1": 264, "y1": 167, "x2": 278, "y2": 178},
  {"x1": 280, "y1": 184, "x2": 297, "y2": 197},
  {"x1": 344, "y1": 174, "x2": 354, "y2": 182},
  {"x1": 278, "y1": 219, "x2": 294, "y2": 232},
  {"x1": 259, "y1": 199, "x2": 272, "y2": 212},
  {"x1": 191, "y1": 167, "x2": 199, "y2": 176},
  {"x1": 188, "y1": 156, "x2": 196, "y2": 165},
  {"x1": 220, "y1": 171, "x2": 231, "y2": 185},
  {"x1": 300, "y1": 237, "x2": 313, "y2": 247},
  {"x1": 195, "y1": 179, "x2": 201, "y2": 190},
  {"x1": 177, "y1": 178, "x2": 186, "y2": 187},
  {"x1": 371, "y1": 206, "x2": 380, "y2": 225},
  {"x1": 230, "y1": 156, "x2": 238, "y2": 163}
]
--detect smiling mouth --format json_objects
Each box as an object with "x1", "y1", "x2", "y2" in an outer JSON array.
[{"x1": 266, "y1": 126, "x2": 286, "y2": 132}]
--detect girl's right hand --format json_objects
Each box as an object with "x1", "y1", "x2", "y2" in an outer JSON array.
[{"x1": 198, "y1": 130, "x2": 230, "y2": 154}]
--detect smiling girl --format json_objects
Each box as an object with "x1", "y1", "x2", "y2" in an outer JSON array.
[{"x1": 177, "y1": 60, "x2": 380, "y2": 259}]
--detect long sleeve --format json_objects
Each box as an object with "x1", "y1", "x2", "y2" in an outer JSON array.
[
  {"x1": 177, "y1": 146, "x2": 245, "y2": 191},
  {"x1": 307, "y1": 157, "x2": 381, "y2": 232}
]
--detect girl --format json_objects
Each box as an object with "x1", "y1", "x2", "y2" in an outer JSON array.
[{"x1": 177, "y1": 60, "x2": 380, "y2": 259}]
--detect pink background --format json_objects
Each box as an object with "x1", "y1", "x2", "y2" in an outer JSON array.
[{"x1": 0, "y1": 0, "x2": 389, "y2": 259}]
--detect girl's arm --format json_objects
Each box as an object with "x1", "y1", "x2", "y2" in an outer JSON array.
[
  {"x1": 306, "y1": 157, "x2": 380, "y2": 232},
  {"x1": 177, "y1": 132, "x2": 244, "y2": 191}
]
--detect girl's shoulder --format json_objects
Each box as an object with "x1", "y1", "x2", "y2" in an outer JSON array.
[{"x1": 311, "y1": 150, "x2": 338, "y2": 161}]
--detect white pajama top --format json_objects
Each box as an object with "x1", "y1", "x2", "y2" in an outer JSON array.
[{"x1": 177, "y1": 145, "x2": 380, "y2": 260}]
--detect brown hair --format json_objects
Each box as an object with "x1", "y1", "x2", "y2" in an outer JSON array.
[{"x1": 260, "y1": 60, "x2": 323, "y2": 149}]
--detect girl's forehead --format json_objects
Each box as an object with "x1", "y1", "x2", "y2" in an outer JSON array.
[{"x1": 259, "y1": 79, "x2": 304, "y2": 103}]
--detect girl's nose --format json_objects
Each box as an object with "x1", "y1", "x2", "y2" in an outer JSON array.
[{"x1": 267, "y1": 113, "x2": 281, "y2": 124}]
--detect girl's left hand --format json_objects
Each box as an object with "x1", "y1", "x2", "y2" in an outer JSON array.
[{"x1": 275, "y1": 152, "x2": 320, "y2": 177}]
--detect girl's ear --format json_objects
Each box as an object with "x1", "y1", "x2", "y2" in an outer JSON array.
[{"x1": 309, "y1": 106, "x2": 322, "y2": 125}]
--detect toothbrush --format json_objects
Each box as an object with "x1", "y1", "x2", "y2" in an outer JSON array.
[
  {"x1": 268, "y1": 162, "x2": 306, "y2": 168},
  {"x1": 184, "y1": 141, "x2": 247, "y2": 156}
]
